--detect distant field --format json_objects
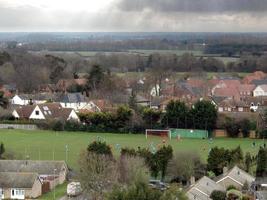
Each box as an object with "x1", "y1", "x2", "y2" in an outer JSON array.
[
  {"x1": 0, "y1": 129, "x2": 264, "y2": 170},
  {"x1": 30, "y1": 49, "x2": 239, "y2": 65},
  {"x1": 116, "y1": 72, "x2": 249, "y2": 79}
]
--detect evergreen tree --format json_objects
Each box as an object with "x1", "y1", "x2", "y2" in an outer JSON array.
[
  {"x1": 87, "y1": 65, "x2": 105, "y2": 91},
  {"x1": 256, "y1": 147, "x2": 267, "y2": 177},
  {"x1": 190, "y1": 100, "x2": 217, "y2": 131},
  {"x1": 0, "y1": 92, "x2": 8, "y2": 109},
  {"x1": 244, "y1": 152, "x2": 252, "y2": 172},
  {"x1": 163, "y1": 100, "x2": 189, "y2": 128},
  {"x1": 0, "y1": 143, "x2": 5, "y2": 159}
]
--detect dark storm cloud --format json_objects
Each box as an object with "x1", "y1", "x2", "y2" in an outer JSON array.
[{"x1": 117, "y1": 0, "x2": 267, "y2": 13}]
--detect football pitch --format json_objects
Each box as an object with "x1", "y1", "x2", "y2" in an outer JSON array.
[{"x1": 0, "y1": 129, "x2": 265, "y2": 170}]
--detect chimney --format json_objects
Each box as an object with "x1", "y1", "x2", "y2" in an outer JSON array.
[
  {"x1": 190, "y1": 176, "x2": 195, "y2": 185},
  {"x1": 223, "y1": 166, "x2": 228, "y2": 175}
]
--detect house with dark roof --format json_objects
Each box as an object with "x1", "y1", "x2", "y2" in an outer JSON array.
[
  {"x1": 0, "y1": 172, "x2": 42, "y2": 199},
  {"x1": 12, "y1": 103, "x2": 79, "y2": 121},
  {"x1": 56, "y1": 93, "x2": 88, "y2": 111}
]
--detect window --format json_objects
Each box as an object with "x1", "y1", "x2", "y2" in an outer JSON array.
[
  {"x1": 35, "y1": 110, "x2": 39, "y2": 115},
  {"x1": 11, "y1": 189, "x2": 25, "y2": 199}
]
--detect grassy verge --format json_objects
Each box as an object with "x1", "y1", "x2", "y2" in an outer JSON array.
[{"x1": 39, "y1": 182, "x2": 68, "y2": 200}]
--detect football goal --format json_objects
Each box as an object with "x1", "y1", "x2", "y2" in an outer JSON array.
[{"x1": 145, "y1": 129, "x2": 171, "y2": 139}]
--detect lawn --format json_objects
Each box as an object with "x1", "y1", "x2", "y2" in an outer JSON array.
[
  {"x1": 39, "y1": 182, "x2": 67, "y2": 200},
  {"x1": 0, "y1": 129, "x2": 264, "y2": 170}
]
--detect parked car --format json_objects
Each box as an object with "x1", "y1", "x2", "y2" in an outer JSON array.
[
  {"x1": 149, "y1": 180, "x2": 169, "y2": 191},
  {"x1": 67, "y1": 182, "x2": 82, "y2": 197}
]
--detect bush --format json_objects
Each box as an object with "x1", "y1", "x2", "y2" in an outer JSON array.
[
  {"x1": 87, "y1": 141, "x2": 113, "y2": 156},
  {"x1": 227, "y1": 185, "x2": 237, "y2": 191},
  {"x1": 51, "y1": 120, "x2": 65, "y2": 131},
  {"x1": 210, "y1": 190, "x2": 226, "y2": 200},
  {"x1": 64, "y1": 120, "x2": 86, "y2": 131},
  {"x1": 121, "y1": 147, "x2": 137, "y2": 157},
  {"x1": 224, "y1": 118, "x2": 240, "y2": 138}
]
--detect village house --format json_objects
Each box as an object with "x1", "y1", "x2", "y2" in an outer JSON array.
[
  {"x1": 0, "y1": 172, "x2": 42, "y2": 199},
  {"x1": 238, "y1": 84, "x2": 256, "y2": 99},
  {"x1": 56, "y1": 92, "x2": 88, "y2": 111},
  {"x1": 11, "y1": 93, "x2": 57, "y2": 106},
  {"x1": 186, "y1": 176, "x2": 225, "y2": 200},
  {"x1": 0, "y1": 160, "x2": 68, "y2": 199},
  {"x1": 12, "y1": 103, "x2": 79, "y2": 121},
  {"x1": 242, "y1": 71, "x2": 266, "y2": 84},
  {"x1": 214, "y1": 166, "x2": 255, "y2": 190},
  {"x1": 217, "y1": 99, "x2": 250, "y2": 113},
  {"x1": 186, "y1": 166, "x2": 255, "y2": 200},
  {"x1": 253, "y1": 85, "x2": 267, "y2": 97}
]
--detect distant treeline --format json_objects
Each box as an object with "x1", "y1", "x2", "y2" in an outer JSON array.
[{"x1": 205, "y1": 44, "x2": 267, "y2": 56}]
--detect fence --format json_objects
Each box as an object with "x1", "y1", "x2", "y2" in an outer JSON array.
[
  {"x1": 0, "y1": 124, "x2": 37, "y2": 130},
  {"x1": 170, "y1": 129, "x2": 209, "y2": 139}
]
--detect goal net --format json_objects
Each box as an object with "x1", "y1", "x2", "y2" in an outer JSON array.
[{"x1": 145, "y1": 129, "x2": 171, "y2": 139}]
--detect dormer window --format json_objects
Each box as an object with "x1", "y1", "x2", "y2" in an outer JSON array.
[{"x1": 35, "y1": 111, "x2": 39, "y2": 115}]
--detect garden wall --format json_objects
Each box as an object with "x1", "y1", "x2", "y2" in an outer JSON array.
[{"x1": 0, "y1": 124, "x2": 37, "y2": 130}]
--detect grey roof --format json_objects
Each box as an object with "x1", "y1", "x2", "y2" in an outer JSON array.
[
  {"x1": 255, "y1": 177, "x2": 267, "y2": 185},
  {"x1": 58, "y1": 93, "x2": 87, "y2": 103},
  {"x1": 214, "y1": 166, "x2": 255, "y2": 186},
  {"x1": 252, "y1": 79, "x2": 267, "y2": 86},
  {"x1": 211, "y1": 96, "x2": 227, "y2": 105},
  {"x1": 136, "y1": 95, "x2": 150, "y2": 103},
  {"x1": 179, "y1": 82, "x2": 202, "y2": 96},
  {"x1": 0, "y1": 160, "x2": 67, "y2": 175},
  {"x1": 187, "y1": 176, "x2": 224, "y2": 200},
  {"x1": 256, "y1": 191, "x2": 267, "y2": 200},
  {"x1": 0, "y1": 172, "x2": 39, "y2": 188},
  {"x1": 18, "y1": 93, "x2": 58, "y2": 101},
  {"x1": 187, "y1": 188, "x2": 212, "y2": 200}
]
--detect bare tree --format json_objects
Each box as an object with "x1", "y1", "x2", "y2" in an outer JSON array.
[{"x1": 78, "y1": 151, "x2": 119, "y2": 200}]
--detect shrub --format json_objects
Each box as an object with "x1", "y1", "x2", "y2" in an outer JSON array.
[
  {"x1": 51, "y1": 120, "x2": 65, "y2": 131},
  {"x1": 224, "y1": 118, "x2": 240, "y2": 138},
  {"x1": 227, "y1": 185, "x2": 237, "y2": 191},
  {"x1": 210, "y1": 190, "x2": 226, "y2": 200},
  {"x1": 121, "y1": 147, "x2": 137, "y2": 157},
  {"x1": 87, "y1": 141, "x2": 112, "y2": 156},
  {"x1": 64, "y1": 120, "x2": 85, "y2": 131}
]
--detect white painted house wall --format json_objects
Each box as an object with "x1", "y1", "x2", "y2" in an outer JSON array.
[
  {"x1": 253, "y1": 86, "x2": 267, "y2": 97},
  {"x1": 11, "y1": 95, "x2": 29, "y2": 106},
  {"x1": 29, "y1": 106, "x2": 45, "y2": 120},
  {"x1": 60, "y1": 102, "x2": 87, "y2": 111},
  {"x1": 12, "y1": 110, "x2": 20, "y2": 118},
  {"x1": 67, "y1": 110, "x2": 80, "y2": 121}
]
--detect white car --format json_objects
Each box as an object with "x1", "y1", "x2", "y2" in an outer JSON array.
[{"x1": 67, "y1": 182, "x2": 82, "y2": 197}]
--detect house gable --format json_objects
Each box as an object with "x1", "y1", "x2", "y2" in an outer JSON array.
[
  {"x1": 12, "y1": 95, "x2": 27, "y2": 106},
  {"x1": 67, "y1": 110, "x2": 80, "y2": 121},
  {"x1": 29, "y1": 106, "x2": 45, "y2": 120}
]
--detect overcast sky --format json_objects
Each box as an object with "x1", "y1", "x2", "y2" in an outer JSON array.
[{"x1": 0, "y1": 0, "x2": 267, "y2": 32}]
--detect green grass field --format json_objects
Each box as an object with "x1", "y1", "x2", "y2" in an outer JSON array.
[{"x1": 0, "y1": 129, "x2": 265, "y2": 170}]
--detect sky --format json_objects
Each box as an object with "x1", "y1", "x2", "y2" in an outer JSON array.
[{"x1": 0, "y1": 0, "x2": 267, "y2": 32}]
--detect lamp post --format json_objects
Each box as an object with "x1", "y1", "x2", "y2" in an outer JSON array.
[
  {"x1": 53, "y1": 168, "x2": 57, "y2": 200},
  {"x1": 65, "y1": 145, "x2": 68, "y2": 163}
]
